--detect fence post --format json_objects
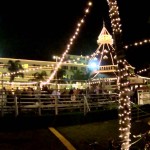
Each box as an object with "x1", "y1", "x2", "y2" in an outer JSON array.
[
  {"x1": 14, "y1": 96, "x2": 18, "y2": 117},
  {"x1": 1, "y1": 93, "x2": 4, "y2": 117},
  {"x1": 38, "y1": 96, "x2": 41, "y2": 116},
  {"x1": 1, "y1": 74, "x2": 4, "y2": 117},
  {"x1": 55, "y1": 96, "x2": 58, "y2": 115},
  {"x1": 83, "y1": 95, "x2": 90, "y2": 116},
  {"x1": 84, "y1": 95, "x2": 86, "y2": 116}
]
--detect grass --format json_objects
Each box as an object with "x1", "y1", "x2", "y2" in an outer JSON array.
[
  {"x1": 57, "y1": 120, "x2": 119, "y2": 150},
  {"x1": 57, "y1": 118, "x2": 150, "y2": 150}
]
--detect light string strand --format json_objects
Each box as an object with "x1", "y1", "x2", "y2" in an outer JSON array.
[
  {"x1": 43, "y1": 1, "x2": 92, "y2": 85},
  {"x1": 107, "y1": 0, "x2": 132, "y2": 149}
]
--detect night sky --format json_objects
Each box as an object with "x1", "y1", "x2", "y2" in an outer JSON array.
[{"x1": 0, "y1": 0, "x2": 149, "y2": 70}]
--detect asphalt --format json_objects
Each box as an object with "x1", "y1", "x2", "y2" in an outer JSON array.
[{"x1": 0, "y1": 127, "x2": 67, "y2": 150}]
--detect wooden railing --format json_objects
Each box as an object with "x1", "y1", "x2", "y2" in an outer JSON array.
[
  {"x1": 137, "y1": 90, "x2": 150, "y2": 105},
  {"x1": 0, "y1": 92, "x2": 118, "y2": 117}
]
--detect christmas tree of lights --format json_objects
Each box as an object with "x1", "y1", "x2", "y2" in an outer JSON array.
[{"x1": 90, "y1": 22, "x2": 118, "y2": 80}]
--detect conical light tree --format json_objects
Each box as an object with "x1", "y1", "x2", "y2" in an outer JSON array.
[
  {"x1": 107, "y1": 0, "x2": 132, "y2": 150},
  {"x1": 89, "y1": 22, "x2": 118, "y2": 80}
]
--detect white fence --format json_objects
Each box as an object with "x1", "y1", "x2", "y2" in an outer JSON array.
[
  {"x1": 137, "y1": 90, "x2": 150, "y2": 105},
  {"x1": 0, "y1": 92, "x2": 118, "y2": 117}
]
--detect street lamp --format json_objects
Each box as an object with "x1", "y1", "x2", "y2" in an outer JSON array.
[{"x1": 87, "y1": 57, "x2": 99, "y2": 72}]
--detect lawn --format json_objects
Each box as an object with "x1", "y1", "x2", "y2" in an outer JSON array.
[{"x1": 57, "y1": 118, "x2": 150, "y2": 150}]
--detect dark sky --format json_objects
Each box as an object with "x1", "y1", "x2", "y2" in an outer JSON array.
[{"x1": 0, "y1": 0, "x2": 150, "y2": 69}]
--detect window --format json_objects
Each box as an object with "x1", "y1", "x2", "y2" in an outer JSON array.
[
  {"x1": 62, "y1": 66, "x2": 68, "y2": 70},
  {"x1": 70, "y1": 66, "x2": 77, "y2": 70}
]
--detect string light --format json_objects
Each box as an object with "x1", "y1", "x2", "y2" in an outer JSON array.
[
  {"x1": 4, "y1": 81, "x2": 38, "y2": 85},
  {"x1": 107, "y1": 0, "x2": 132, "y2": 149},
  {"x1": 42, "y1": 1, "x2": 92, "y2": 85},
  {"x1": 0, "y1": 55, "x2": 88, "y2": 78},
  {"x1": 88, "y1": 23, "x2": 118, "y2": 80},
  {"x1": 89, "y1": 38, "x2": 150, "y2": 59},
  {"x1": 107, "y1": 0, "x2": 122, "y2": 34},
  {"x1": 87, "y1": 38, "x2": 150, "y2": 60},
  {"x1": 0, "y1": 65, "x2": 54, "y2": 77},
  {"x1": 88, "y1": 24, "x2": 116, "y2": 61},
  {"x1": 137, "y1": 67, "x2": 150, "y2": 74},
  {"x1": 124, "y1": 39, "x2": 150, "y2": 49}
]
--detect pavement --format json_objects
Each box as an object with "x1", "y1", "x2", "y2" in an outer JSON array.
[{"x1": 0, "y1": 127, "x2": 67, "y2": 150}]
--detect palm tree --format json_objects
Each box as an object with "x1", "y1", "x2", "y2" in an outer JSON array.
[
  {"x1": 5, "y1": 60, "x2": 24, "y2": 82},
  {"x1": 71, "y1": 69, "x2": 91, "y2": 81},
  {"x1": 32, "y1": 71, "x2": 47, "y2": 81},
  {"x1": 57, "y1": 68, "x2": 66, "y2": 79}
]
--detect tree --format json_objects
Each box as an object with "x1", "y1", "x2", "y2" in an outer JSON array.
[
  {"x1": 57, "y1": 68, "x2": 66, "y2": 79},
  {"x1": 71, "y1": 69, "x2": 92, "y2": 81},
  {"x1": 32, "y1": 71, "x2": 47, "y2": 81},
  {"x1": 5, "y1": 60, "x2": 24, "y2": 82},
  {"x1": 107, "y1": 0, "x2": 132, "y2": 149}
]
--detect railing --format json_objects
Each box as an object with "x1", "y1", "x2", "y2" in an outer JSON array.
[
  {"x1": 137, "y1": 90, "x2": 150, "y2": 105},
  {"x1": 0, "y1": 92, "x2": 119, "y2": 117}
]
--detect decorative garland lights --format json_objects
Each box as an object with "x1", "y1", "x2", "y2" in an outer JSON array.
[
  {"x1": 0, "y1": 65, "x2": 54, "y2": 86},
  {"x1": 89, "y1": 38, "x2": 150, "y2": 59},
  {"x1": 107, "y1": 0, "x2": 131, "y2": 149},
  {"x1": 137, "y1": 67, "x2": 150, "y2": 74},
  {"x1": 0, "y1": 65, "x2": 54, "y2": 78},
  {"x1": 3, "y1": 81, "x2": 38, "y2": 85},
  {"x1": 117, "y1": 60, "x2": 132, "y2": 150},
  {"x1": 124, "y1": 39, "x2": 150, "y2": 49},
  {"x1": 88, "y1": 23, "x2": 117, "y2": 62},
  {"x1": 0, "y1": 1, "x2": 92, "y2": 87},
  {"x1": 0, "y1": 1, "x2": 149, "y2": 149},
  {"x1": 42, "y1": 1, "x2": 92, "y2": 85},
  {"x1": 108, "y1": 0, "x2": 122, "y2": 34}
]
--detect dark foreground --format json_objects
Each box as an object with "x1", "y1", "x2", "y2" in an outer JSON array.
[
  {"x1": 0, "y1": 128, "x2": 66, "y2": 150},
  {"x1": 0, "y1": 117, "x2": 150, "y2": 150},
  {"x1": 0, "y1": 109, "x2": 118, "y2": 150},
  {"x1": 0, "y1": 107, "x2": 149, "y2": 150}
]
